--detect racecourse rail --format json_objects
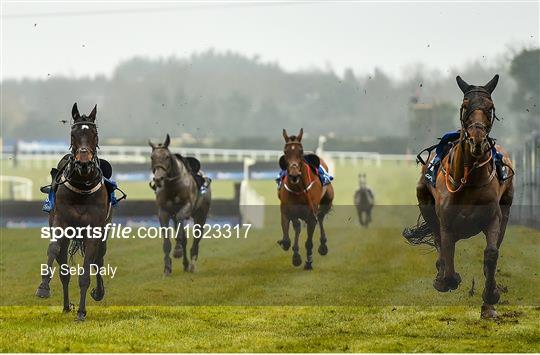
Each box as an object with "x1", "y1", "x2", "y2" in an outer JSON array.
[{"x1": 4, "y1": 141, "x2": 414, "y2": 166}]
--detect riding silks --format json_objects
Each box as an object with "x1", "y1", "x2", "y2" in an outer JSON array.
[
  {"x1": 422, "y1": 130, "x2": 508, "y2": 187},
  {"x1": 41, "y1": 155, "x2": 124, "y2": 213}
]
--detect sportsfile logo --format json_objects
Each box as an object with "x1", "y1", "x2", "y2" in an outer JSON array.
[{"x1": 40, "y1": 223, "x2": 252, "y2": 242}]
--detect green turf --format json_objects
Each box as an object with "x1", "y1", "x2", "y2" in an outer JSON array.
[
  {"x1": 1, "y1": 305, "x2": 538, "y2": 352},
  {"x1": 0, "y1": 224, "x2": 538, "y2": 351},
  {"x1": 1, "y1": 159, "x2": 539, "y2": 352}
]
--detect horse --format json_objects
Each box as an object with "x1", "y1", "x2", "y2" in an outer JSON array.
[
  {"x1": 149, "y1": 134, "x2": 211, "y2": 274},
  {"x1": 277, "y1": 128, "x2": 334, "y2": 269},
  {"x1": 35, "y1": 103, "x2": 110, "y2": 321},
  {"x1": 354, "y1": 173, "x2": 374, "y2": 227},
  {"x1": 409, "y1": 74, "x2": 514, "y2": 319}
]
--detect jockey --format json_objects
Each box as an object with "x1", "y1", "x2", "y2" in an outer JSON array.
[
  {"x1": 424, "y1": 129, "x2": 507, "y2": 186},
  {"x1": 276, "y1": 163, "x2": 333, "y2": 189},
  {"x1": 41, "y1": 154, "x2": 125, "y2": 213}
]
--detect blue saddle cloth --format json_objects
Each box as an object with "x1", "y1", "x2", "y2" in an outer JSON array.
[
  {"x1": 42, "y1": 177, "x2": 122, "y2": 213},
  {"x1": 424, "y1": 130, "x2": 506, "y2": 186},
  {"x1": 276, "y1": 165, "x2": 333, "y2": 188}
]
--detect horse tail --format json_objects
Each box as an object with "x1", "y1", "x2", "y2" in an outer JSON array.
[{"x1": 402, "y1": 214, "x2": 436, "y2": 248}]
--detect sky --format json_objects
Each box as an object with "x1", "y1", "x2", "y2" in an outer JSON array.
[{"x1": 1, "y1": 1, "x2": 539, "y2": 80}]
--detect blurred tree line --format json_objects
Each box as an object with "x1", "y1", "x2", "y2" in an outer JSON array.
[{"x1": 1, "y1": 48, "x2": 537, "y2": 152}]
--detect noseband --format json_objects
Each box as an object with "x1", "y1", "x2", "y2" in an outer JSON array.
[{"x1": 151, "y1": 149, "x2": 180, "y2": 182}]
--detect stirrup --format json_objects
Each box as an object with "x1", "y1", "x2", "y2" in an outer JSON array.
[{"x1": 40, "y1": 185, "x2": 51, "y2": 194}]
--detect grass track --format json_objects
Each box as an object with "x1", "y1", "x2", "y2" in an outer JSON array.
[{"x1": 1, "y1": 305, "x2": 539, "y2": 352}]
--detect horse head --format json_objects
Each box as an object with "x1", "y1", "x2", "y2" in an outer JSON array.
[
  {"x1": 456, "y1": 75, "x2": 499, "y2": 158},
  {"x1": 282, "y1": 128, "x2": 304, "y2": 185},
  {"x1": 70, "y1": 103, "x2": 99, "y2": 176},
  {"x1": 149, "y1": 134, "x2": 172, "y2": 189}
]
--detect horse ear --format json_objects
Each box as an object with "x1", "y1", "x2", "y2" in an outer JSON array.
[
  {"x1": 148, "y1": 140, "x2": 156, "y2": 149},
  {"x1": 483, "y1": 74, "x2": 499, "y2": 94},
  {"x1": 88, "y1": 104, "x2": 97, "y2": 122},
  {"x1": 297, "y1": 128, "x2": 303, "y2": 142},
  {"x1": 282, "y1": 129, "x2": 288, "y2": 141},
  {"x1": 72, "y1": 103, "x2": 80, "y2": 120},
  {"x1": 163, "y1": 134, "x2": 171, "y2": 148},
  {"x1": 456, "y1": 76, "x2": 470, "y2": 94}
]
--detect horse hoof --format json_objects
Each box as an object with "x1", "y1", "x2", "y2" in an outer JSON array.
[
  {"x1": 277, "y1": 239, "x2": 291, "y2": 251},
  {"x1": 304, "y1": 262, "x2": 313, "y2": 270},
  {"x1": 35, "y1": 286, "x2": 50, "y2": 298},
  {"x1": 481, "y1": 304, "x2": 499, "y2": 319},
  {"x1": 76, "y1": 311, "x2": 86, "y2": 322},
  {"x1": 183, "y1": 264, "x2": 190, "y2": 272},
  {"x1": 173, "y1": 248, "x2": 182, "y2": 259},
  {"x1": 164, "y1": 267, "x2": 172, "y2": 276},
  {"x1": 482, "y1": 288, "x2": 500, "y2": 305},
  {"x1": 188, "y1": 263, "x2": 196, "y2": 273},
  {"x1": 292, "y1": 254, "x2": 302, "y2": 267},
  {"x1": 63, "y1": 303, "x2": 75, "y2": 313},
  {"x1": 91, "y1": 287, "x2": 105, "y2": 301},
  {"x1": 318, "y1": 244, "x2": 328, "y2": 256},
  {"x1": 433, "y1": 273, "x2": 461, "y2": 292}
]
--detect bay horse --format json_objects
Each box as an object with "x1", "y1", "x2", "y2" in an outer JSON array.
[
  {"x1": 277, "y1": 129, "x2": 334, "y2": 269},
  {"x1": 354, "y1": 173, "x2": 374, "y2": 227},
  {"x1": 412, "y1": 75, "x2": 514, "y2": 318},
  {"x1": 149, "y1": 134, "x2": 211, "y2": 274},
  {"x1": 35, "y1": 103, "x2": 110, "y2": 321}
]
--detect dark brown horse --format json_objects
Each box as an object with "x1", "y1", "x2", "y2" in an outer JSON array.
[
  {"x1": 413, "y1": 75, "x2": 514, "y2": 318},
  {"x1": 149, "y1": 134, "x2": 211, "y2": 274},
  {"x1": 354, "y1": 173, "x2": 374, "y2": 227},
  {"x1": 277, "y1": 129, "x2": 334, "y2": 269},
  {"x1": 36, "y1": 103, "x2": 110, "y2": 321}
]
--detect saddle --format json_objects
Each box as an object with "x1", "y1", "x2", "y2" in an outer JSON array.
[{"x1": 173, "y1": 154, "x2": 207, "y2": 190}]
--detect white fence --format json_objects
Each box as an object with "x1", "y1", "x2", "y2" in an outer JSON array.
[{"x1": 4, "y1": 141, "x2": 415, "y2": 166}]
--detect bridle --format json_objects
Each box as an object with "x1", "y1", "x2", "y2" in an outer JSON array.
[
  {"x1": 59, "y1": 121, "x2": 103, "y2": 194},
  {"x1": 151, "y1": 148, "x2": 180, "y2": 182},
  {"x1": 443, "y1": 89, "x2": 498, "y2": 193}
]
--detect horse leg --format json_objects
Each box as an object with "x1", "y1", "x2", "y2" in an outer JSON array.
[
  {"x1": 317, "y1": 206, "x2": 330, "y2": 256},
  {"x1": 433, "y1": 229, "x2": 461, "y2": 292},
  {"x1": 172, "y1": 215, "x2": 183, "y2": 259},
  {"x1": 277, "y1": 211, "x2": 291, "y2": 251},
  {"x1": 56, "y1": 238, "x2": 72, "y2": 312},
  {"x1": 291, "y1": 219, "x2": 302, "y2": 266},
  {"x1": 76, "y1": 241, "x2": 97, "y2": 321},
  {"x1": 481, "y1": 214, "x2": 503, "y2": 319},
  {"x1": 416, "y1": 181, "x2": 442, "y2": 272},
  {"x1": 178, "y1": 219, "x2": 189, "y2": 272},
  {"x1": 35, "y1": 240, "x2": 61, "y2": 298},
  {"x1": 159, "y1": 211, "x2": 172, "y2": 276},
  {"x1": 90, "y1": 241, "x2": 107, "y2": 302},
  {"x1": 189, "y1": 214, "x2": 206, "y2": 273},
  {"x1": 304, "y1": 217, "x2": 317, "y2": 270}
]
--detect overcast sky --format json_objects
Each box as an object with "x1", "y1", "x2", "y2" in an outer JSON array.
[{"x1": 1, "y1": 1, "x2": 538, "y2": 80}]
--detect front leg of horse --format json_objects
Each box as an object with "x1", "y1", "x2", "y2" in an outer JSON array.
[
  {"x1": 433, "y1": 230, "x2": 461, "y2": 292},
  {"x1": 277, "y1": 212, "x2": 291, "y2": 251},
  {"x1": 291, "y1": 219, "x2": 302, "y2": 267},
  {"x1": 177, "y1": 220, "x2": 189, "y2": 272},
  {"x1": 304, "y1": 218, "x2": 317, "y2": 270},
  {"x1": 159, "y1": 212, "x2": 172, "y2": 276},
  {"x1": 172, "y1": 216, "x2": 183, "y2": 259},
  {"x1": 36, "y1": 241, "x2": 61, "y2": 298},
  {"x1": 56, "y1": 239, "x2": 73, "y2": 312},
  {"x1": 481, "y1": 217, "x2": 502, "y2": 319},
  {"x1": 76, "y1": 247, "x2": 95, "y2": 321},
  {"x1": 91, "y1": 241, "x2": 107, "y2": 302}
]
